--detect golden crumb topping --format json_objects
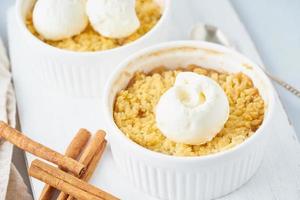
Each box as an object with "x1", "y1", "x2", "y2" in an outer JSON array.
[
  {"x1": 113, "y1": 66, "x2": 265, "y2": 156},
  {"x1": 26, "y1": 0, "x2": 161, "y2": 52}
]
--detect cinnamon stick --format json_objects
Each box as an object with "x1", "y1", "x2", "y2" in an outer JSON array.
[
  {"x1": 64, "y1": 129, "x2": 91, "y2": 160},
  {"x1": 29, "y1": 159, "x2": 119, "y2": 200},
  {"x1": 57, "y1": 131, "x2": 106, "y2": 200},
  {"x1": 78, "y1": 130, "x2": 106, "y2": 166},
  {"x1": 0, "y1": 121, "x2": 85, "y2": 176},
  {"x1": 40, "y1": 129, "x2": 91, "y2": 200},
  {"x1": 67, "y1": 140, "x2": 107, "y2": 200},
  {"x1": 81, "y1": 140, "x2": 107, "y2": 182},
  {"x1": 30, "y1": 164, "x2": 102, "y2": 200}
]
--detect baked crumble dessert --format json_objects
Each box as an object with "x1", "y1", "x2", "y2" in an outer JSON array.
[
  {"x1": 26, "y1": 0, "x2": 162, "y2": 52},
  {"x1": 113, "y1": 66, "x2": 265, "y2": 156}
]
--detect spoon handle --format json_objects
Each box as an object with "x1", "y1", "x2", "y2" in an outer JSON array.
[
  {"x1": 263, "y1": 69, "x2": 300, "y2": 98},
  {"x1": 190, "y1": 23, "x2": 300, "y2": 99}
]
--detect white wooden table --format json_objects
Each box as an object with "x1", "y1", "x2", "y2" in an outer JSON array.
[{"x1": 2, "y1": 0, "x2": 300, "y2": 199}]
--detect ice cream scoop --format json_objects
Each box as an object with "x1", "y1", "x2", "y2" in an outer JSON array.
[
  {"x1": 32, "y1": 0, "x2": 88, "y2": 41},
  {"x1": 86, "y1": 0, "x2": 140, "y2": 38},
  {"x1": 155, "y1": 72, "x2": 230, "y2": 145}
]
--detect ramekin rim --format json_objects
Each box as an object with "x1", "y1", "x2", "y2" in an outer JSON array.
[
  {"x1": 15, "y1": 0, "x2": 171, "y2": 57},
  {"x1": 103, "y1": 40, "x2": 276, "y2": 162}
]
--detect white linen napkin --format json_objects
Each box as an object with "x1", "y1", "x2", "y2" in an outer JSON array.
[{"x1": 0, "y1": 38, "x2": 32, "y2": 200}]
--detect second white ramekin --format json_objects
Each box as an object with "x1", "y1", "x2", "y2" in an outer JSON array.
[
  {"x1": 14, "y1": 0, "x2": 171, "y2": 97},
  {"x1": 104, "y1": 41, "x2": 276, "y2": 200}
]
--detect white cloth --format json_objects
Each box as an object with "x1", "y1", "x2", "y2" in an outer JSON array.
[{"x1": 0, "y1": 38, "x2": 32, "y2": 200}]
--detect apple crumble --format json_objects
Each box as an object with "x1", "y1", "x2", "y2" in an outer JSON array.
[
  {"x1": 113, "y1": 66, "x2": 265, "y2": 156},
  {"x1": 26, "y1": 0, "x2": 161, "y2": 52}
]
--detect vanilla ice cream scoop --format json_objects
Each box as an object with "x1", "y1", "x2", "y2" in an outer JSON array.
[
  {"x1": 86, "y1": 0, "x2": 140, "y2": 38},
  {"x1": 155, "y1": 72, "x2": 230, "y2": 145},
  {"x1": 32, "y1": 0, "x2": 88, "y2": 41}
]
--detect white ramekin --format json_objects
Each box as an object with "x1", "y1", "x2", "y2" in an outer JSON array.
[
  {"x1": 104, "y1": 41, "x2": 276, "y2": 200},
  {"x1": 14, "y1": 0, "x2": 171, "y2": 97}
]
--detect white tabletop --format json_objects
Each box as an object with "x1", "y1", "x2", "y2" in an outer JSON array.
[{"x1": 1, "y1": 0, "x2": 300, "y2": 199}]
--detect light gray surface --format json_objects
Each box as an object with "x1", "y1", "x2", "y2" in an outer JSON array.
[
  {"x1": 0, "y1": 0, "x2": 12, "y2": 48},
  {"x1": 231, "y1": 0, "x2": 300, "y2": 134}
]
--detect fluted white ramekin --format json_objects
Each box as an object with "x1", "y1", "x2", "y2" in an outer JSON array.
[
  {"x1": 104, "y1": 41, "x2": 276, "y2": 200},
  {"x1": 14, "y1": 0, "x2": 171, "y2": 97}
]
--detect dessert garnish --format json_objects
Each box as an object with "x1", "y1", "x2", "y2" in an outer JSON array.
[
  {"x1": 32, "y1": 0, "x2": 88, "y2": 40},
  {"x1": 30, "y1": 159, "x2": 118, "y2": 200},
  {"x1": 0, "y1": 121, "x2": 118, "y2": 200},
  {"x1": 56, "y1": 131, "x2": 107, "y2": 200},
  {"x1": 86, "y1": 0, "x2": 140, "y2": 38},
  {"x1": 155, "y1": 72, "x2": 230, "y2": 145},
  {"x1": 41, "y1": 128, "x2": 91, "y2": 199},
  {"x1": 0, "y1": 121, "x2": 85, "y2": 175}
]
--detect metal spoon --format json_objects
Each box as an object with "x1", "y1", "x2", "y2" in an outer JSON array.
[{"x1": 190, "y1": 23, "x2": 300, "y2": 98}]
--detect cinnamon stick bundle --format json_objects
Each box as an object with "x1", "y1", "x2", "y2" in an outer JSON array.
[
  {"x1": 57, "y1": 130, "x2": 106, "y2": 200},
  {"x1": 29, "y1": 159, "x2": 119, "y2": 200},
  {"x1": 40, "y1": 129, "x2": 91, "y2": 200},
  {"x1": 0, "y1": 121, "x2": 85, "y2": 176}
]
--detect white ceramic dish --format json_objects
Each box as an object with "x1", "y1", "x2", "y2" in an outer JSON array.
[
  {"x1": 15, "y1": 0, "x2": 171, "y2": 97},
  {"x1": 104, "y1": 41, "x2": 276, "y2": 200}
]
